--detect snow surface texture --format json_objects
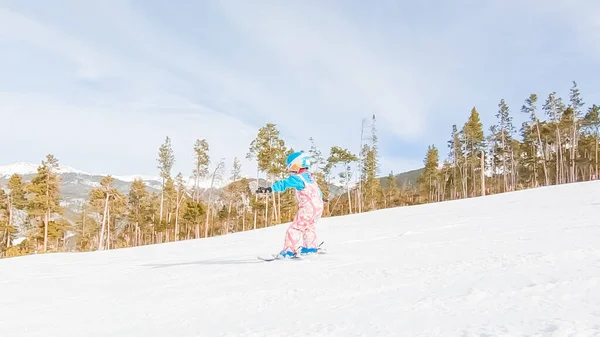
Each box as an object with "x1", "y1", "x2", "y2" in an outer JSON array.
[{"x1": 1, "y1": 181, "x2": 599, "y2": 337}]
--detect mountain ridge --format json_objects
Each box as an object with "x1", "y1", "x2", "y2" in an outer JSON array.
[{"x1": 0, "y1": 161, "x2": 422, "y2": 216}]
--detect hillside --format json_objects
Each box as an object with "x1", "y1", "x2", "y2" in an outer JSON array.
[
  {"x1": 0, "y1": 161, "x2": 385, "y2": 216},
  {"x1": 0, "y1": 179, "x2": 598, "y2": 336},
  {"x1": 0, "y1": 162, "x2": 279, "y2": 212},
  {"x1": 379, "y1": 167, "x2": 423, "y2": 189}
]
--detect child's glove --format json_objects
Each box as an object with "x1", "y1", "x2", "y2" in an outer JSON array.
[{"x1": 255, "y1": 186, "x2": 272, "y2": 194}]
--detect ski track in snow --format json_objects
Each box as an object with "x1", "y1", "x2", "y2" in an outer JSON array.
[{"x1": 1, "y1": 182, "x2": 600, "y2": 336}]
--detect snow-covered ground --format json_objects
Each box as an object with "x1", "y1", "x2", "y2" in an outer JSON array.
[{"x1": 1, "y1": 181, "x2": 599, "y2": 336}]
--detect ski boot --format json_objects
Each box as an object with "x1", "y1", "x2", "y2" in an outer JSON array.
[
  {"x1": 277, "y1": 250, "x2": 298, "y2": 259},
  {"x1": 299, "y1": 246, "x2": 318, "y2": 256}
]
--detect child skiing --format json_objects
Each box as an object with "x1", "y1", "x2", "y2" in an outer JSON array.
[{"x1": 255, "y1": 151, "x2": 324, "y2": 258}]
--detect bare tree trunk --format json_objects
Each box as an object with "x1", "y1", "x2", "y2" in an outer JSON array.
[
  {"x1": 346, "y1": 181, "x2": 352, "y2": 214},
  {"x1": 174, "y1": 196, "x2": 183, "y2": 241},
  {"x1": 461, "y1": 163, "x2": 468, "y2": 198},
  {"x1": 106, "y1": 208, "x2": 111, "y2": 250},
  {"x1": 271, "y1": 193, "x2": 277, "y2": 224},
  {"x1": 242, "y1": 204, "x2": 246, "y2": 231},
  {"x1": 135, "y1": 222, "x2": 140, "y2": 246},
  {"x1": 264, "y1": 193, "x2": 269, "y2": 228},
  {"x1": 226, "y1": 200, "x2": 232, "y2": 235},
  {"x1": 533, "y1": 119, "x2": 549, "y2": 186},
  {"x1": 556, "y1": 128, "x2": 563, "y2": 184},
  {"x1": 500, "y1": 131, "x2": 507, "y2": 192},
  {"x1": 571, "y1": 126, "x2": 575, "y2": 182},
  {"x1": 277, "y1": 193, "x2": 281, "y2": 223},
  {"x1": 253, "y1": 194, "x2": 257, "y2": 230},
  {"x1": 159, "y1": 177, "x2": 164, "y2": 231},
  {"x1": 7, "y1": 203, "x2": 13, "y2": 247},
  {"x1": 481, "y1": 150, "x2": 485, "y2": 196},
  {"x1": 204, "y1": 200, "x2": 211, "y2": 238},
  {"x1": 511, "y1": 149, "x2": 516, "y2": 190},
  {"x1": 98, "y1": 193, "x2": 110, "y2": 251},
  {"x1": 596, "y1": 128, "x2": 598, "y2": 179},
  {"x1": 44, "y1": 194, "x2": 49, "y2": 252}
]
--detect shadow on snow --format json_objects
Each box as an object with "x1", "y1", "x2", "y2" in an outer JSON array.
[{"x1": 142, "y1": 258, "x2": 264, "y2": 268}]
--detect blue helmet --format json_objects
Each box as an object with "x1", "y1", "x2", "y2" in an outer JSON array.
[{"x1": 286, "y1": 151, "x2": 311, "y2": 171}]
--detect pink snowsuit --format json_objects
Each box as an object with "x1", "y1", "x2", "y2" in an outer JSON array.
[{"x1": 282, "y1": 173, "x2": 324, "y2": 253}]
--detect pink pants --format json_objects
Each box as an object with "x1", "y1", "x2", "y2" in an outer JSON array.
[
  {"x1": 282, "y1": 175, "x2": 324, "y2": 252},
  {"x1": 282, "y1": 205, "x2": 323, "y2": 252}
]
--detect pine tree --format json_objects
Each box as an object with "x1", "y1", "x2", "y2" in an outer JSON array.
[
  {"x1": 192, "y1": 139, "x2": 210, "y2": 201},
  {"x1": 173, "y1": 173, "x2": 187, "y2": 241},
  {"x1": 521, "y1": 93, "x2": 549, "y2": 186},
  {"x1": 419, "y1": 145, "x2": 439, "y2": 202},
  {"x1": 1, "y1": 174, "x2": 27, "y2": 248},
  {"x1": 75, "y1": 203, "x2": 99, "y2": 250},
  {"x1": 162, "y1": 176, "x2": 177, "y2": 241},
  {"x1": 326, "y1": 146, "x2": 358, "y2": 214},
  {"x1": 583, "y1": 105, "x2": 600, "y2": 178},
  {"x1": 27, "y1": 155, "x2": 62, "y2": 252},
  {"x1": 494, "y1": 99, "x2": 516, "y2": 191},
  {"x1": 90, "y1": 176, "x2": 125, "y2": 250},
  {"x1": 181, "y1": 198, "x2": 205, "y2": 240},
  {"x1": 360, "y1": 114, "x2": 382, "y2": 210},
  {"x1": 519, "y1": 121, "x2": 538, "y2": 188},
  {"x1": 568, "y1": 81, "x2": 585, "y2": 182},
  {"x1": 0, "y1": 190, "x2": 9, "y2": 254},
  {"x1": 447, "y1": 124, "x2": 465, "y2": 199},
  {"x1": 383, "y1": 171, "x2": 400, "y2": 208},
  {"x1": 462, "y1": 107, "x2": 485, "y2": 196},
  {"x1": 247, "y1": 123, "x2": 287, "y2": 177},
  {"x1": 308, "y1": 137, "x2": 329, "y2": 201},
  {"x1": 204, "y1": 159, "x2": 226, "y2": 238},
  {"x1": 223, "y1": 158, "x2": 243, "y2": 234},
  {"x1": 127, "y1": 178, "x2": 151, "y2": 246},
  {"x1": 543, "y1": 92, "x2": 566, "y2": 184},
  {"x1": 157, "y1": 136, "x2": 175, "y2": 229},
  {"x1": 247, "y1": 123, "x2": 287, "y2": 226}
]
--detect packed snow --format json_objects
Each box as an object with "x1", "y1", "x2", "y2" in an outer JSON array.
[{"x1": 1, "y1": 181, "x2": 599, "y2": 336}]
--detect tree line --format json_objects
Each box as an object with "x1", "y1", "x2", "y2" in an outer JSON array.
[
  {"x1": 1, "y1": 81, "x2": 598, "y2": 258},
  {"x1": 419, "y1": 81, "x2": 599, "y2": 202}
]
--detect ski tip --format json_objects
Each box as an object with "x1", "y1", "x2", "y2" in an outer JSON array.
[{"x1": 257, "y1": 256, "x2": 276, "y2": 261}]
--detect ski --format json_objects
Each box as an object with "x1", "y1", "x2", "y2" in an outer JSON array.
[
  {"x1": 257, "y1": 241, "x2": 326, "y2": 261},
  {"x1": 256, "y1": 254, "x2": 299, "y2": 262}
]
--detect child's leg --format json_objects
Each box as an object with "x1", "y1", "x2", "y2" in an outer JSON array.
[
  {"x1": 301, "y1": 203, "x2": 323, "y2": 250},
  {"x1": 282, "y1": 222, "x2": 304, "y2": 253},
  {"x1": 282, "y1": 207, "x2": 312, "y2": 253},
  {"x1": 302, "y1": 220, "x2": 317, "y2": 249}
]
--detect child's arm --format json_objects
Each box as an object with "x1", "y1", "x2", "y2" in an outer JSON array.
[{"x1": 271, "y1": 175, "x2": 305, "y2": 193}]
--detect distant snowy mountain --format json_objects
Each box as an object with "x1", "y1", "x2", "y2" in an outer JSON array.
[
  {"x1": 0, "y1": 161, "x2": 346, "y2": 220},
  {"x1": 0, "y1": 161, "x2": 88, "y2": 176},
  {"x1": 0, "y1": 162, "x2": 222, "y2": 213}
]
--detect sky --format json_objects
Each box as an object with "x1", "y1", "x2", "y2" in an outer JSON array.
[{"x1": 1, "y1": 0, "x2": 599, "y2": 183}]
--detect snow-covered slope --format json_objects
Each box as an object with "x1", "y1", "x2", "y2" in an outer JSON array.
[{"x1": 1, "y1": 181, "x2": 599, "y2": 336}]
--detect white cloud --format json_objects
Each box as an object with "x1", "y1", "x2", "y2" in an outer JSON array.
[
  {"x1": 0, "y1": 7, "x2": 120, "y2": 80},
  {"x1": 1, "y1": 0, "x2": 599, "y2": 183},
  {"x1": 0, "y1": 4, "x2": 263, "y2": 179},
  {"x1": 0, "y1": 92, "x2": 259, "y2": 178},
  {"x1": 214, "y1": 1, "x2": 433, "y2": 142}
]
